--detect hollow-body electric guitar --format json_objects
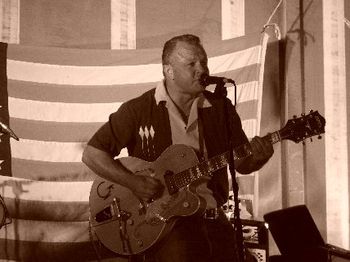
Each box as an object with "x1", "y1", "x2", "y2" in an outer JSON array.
[{"x1": 89, "y1": 110, "x2": 325, "y2": 255}]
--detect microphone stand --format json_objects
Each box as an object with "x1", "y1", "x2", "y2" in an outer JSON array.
[{"x1": 214, "y1": 82, "x2": 245, "y2": 262}]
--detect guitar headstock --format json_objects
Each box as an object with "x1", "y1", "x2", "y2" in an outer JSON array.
[{"x1": 280, "y1": 110, "x2": 325, "y2": 143}]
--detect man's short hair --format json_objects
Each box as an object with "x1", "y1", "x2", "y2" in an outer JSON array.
[{"x1": 161, "y1": 34, "x2": 203, "y2": 65}]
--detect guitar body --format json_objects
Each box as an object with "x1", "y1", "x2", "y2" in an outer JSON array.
[{"x1": 89, "y1": 144, "x2": 207, "y2": 255}]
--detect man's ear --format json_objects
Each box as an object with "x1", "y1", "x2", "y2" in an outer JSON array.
[{"x1": 163, "y1": 64, "x2": 174, "y2": 80}]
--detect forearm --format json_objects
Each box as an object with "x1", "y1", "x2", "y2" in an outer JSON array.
[
  {"x1": 235, "y1": 156, "x2": 267, "y2": 174},
  {"x1": 82, "y1": 145, "x2": 135, "y2": 189}
]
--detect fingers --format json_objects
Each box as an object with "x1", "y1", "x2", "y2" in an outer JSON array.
[
  {"x1": 250, "y1": 136, "x2": 274, "y2": 161},
  {"x1": 132, "y1": 175, "x2": 164, "y2": 201}
]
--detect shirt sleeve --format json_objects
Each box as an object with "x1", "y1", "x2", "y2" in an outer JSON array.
[{"x1": 87, "y1": 102, "x2": 136, "y2": 157}]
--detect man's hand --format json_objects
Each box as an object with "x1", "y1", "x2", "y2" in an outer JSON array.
[
  {"x1": 250, "y1": 136, "x2": 274, "y2": 164},
  {"x1": 235, "y1": 136, "x2": 274, "y2": 174},
  {"x1": 129, "y1": 173, "x2": 164, "y2": 202}
]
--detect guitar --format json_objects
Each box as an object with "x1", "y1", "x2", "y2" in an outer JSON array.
[{"x1": 89, "y1": 110, "x2": 325, "y2": 255}]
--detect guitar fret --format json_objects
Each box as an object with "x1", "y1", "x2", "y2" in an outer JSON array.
[{"x1": 269, "y1": 131, "x2": 281, "y2": 144}]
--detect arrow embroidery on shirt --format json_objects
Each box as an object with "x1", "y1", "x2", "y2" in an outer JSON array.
[
  {"x1": 139, "y1": 127, "x2": 145, "y2": 151},
  {"x1": 149, "y1": 126, "x2": 155, "y2": 157},
  {"x1": 138, "y1": 125, "x2": 156, "y2": 160}
]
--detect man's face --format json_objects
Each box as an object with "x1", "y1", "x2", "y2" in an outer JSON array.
[{"x1": 167, "y1": 41, "x2": 209, "y2": 95}]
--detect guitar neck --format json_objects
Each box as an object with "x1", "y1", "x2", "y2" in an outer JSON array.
[{"x1": 167, "y1": 130, "x2": 282, "y2": 193}]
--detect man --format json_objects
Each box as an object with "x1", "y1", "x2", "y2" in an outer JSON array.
[{"x1": 82, "y1": 34, "x2": 273, "y2": 262}]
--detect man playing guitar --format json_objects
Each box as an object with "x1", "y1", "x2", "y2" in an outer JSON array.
[{"x1": 83, "y1": 34, "x2": 274, "y2": 262}]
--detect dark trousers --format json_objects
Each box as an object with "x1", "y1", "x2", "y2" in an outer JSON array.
[{"x1": 132, "y1": 212, "x2": 241, "y2": 262}]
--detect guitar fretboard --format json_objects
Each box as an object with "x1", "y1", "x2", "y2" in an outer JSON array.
[{"x1": 165, "y1": 131, "x2": 281, "y2": 194}]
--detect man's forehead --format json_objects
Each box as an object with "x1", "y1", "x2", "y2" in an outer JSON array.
[{"x1": 173, "y1": 41, "x2": 207, "y2": 61}]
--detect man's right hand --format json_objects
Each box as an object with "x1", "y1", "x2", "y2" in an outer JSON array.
[{"x1": 129, "y1": 174, "x2": 164, "y2": 202}]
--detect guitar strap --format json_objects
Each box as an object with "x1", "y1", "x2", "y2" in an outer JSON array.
[{"x1": 197, "y1": 116, "x2": 207, "y2": 161}]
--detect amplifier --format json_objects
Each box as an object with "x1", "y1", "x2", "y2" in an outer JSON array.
[{"x1": 231, "y1": 219, "x2": 269, "y2": 262}]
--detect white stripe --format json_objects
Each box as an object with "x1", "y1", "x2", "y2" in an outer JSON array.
[
  {"x1": 111, "y1": 0, "x2": 136, "y2": 49},
  {"x1": 9, "y1": 97, "x2": 122, "y2": 122},
  {"x1": 227, "y1": 81, "x2": 259, "y2": 104},
  {"x1": 221, "y1": 0, "x2": 245, "y2": 40},
  {"x1": 10, "y1": 139, "x2": 85, "y2": 162},
  {"x1": 111, "y1": 0, "x2": 121, "y2": 49},
  {"x1": 0, "y1": 176, "x2": 91, "y2": 202},
  {"x1": 210, "y1": 46, "x2": 260, "y2": 74},
  {"x1": 0, "y1": 219, "x2": 89, "y2": 242},
  {"x1": 0, "y1": 0, "x2": 19, "y2": 44},
  {"x1": 241, "y1": 119, "x2": 257, "y2": 139},
  {"x1": 323, "y1": 0, "x2": 349, "y2": 249},
  {"x1": 10, "y1": 139, "x2": 129, "y2": 162},
  {"x1": 7, "y1": 59, "x2": 163, "y2": 85},
  {"x1": 7, "y1": 46, "x2": 261, "y2": 85}
]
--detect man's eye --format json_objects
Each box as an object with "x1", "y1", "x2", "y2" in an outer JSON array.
[{"x1": 188, "y1": 62, "x2": 195, "y2": 66}]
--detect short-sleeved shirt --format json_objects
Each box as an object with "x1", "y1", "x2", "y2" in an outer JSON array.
[{"x1": 88, "y1": 81, "x2": 248, "y2": 207}]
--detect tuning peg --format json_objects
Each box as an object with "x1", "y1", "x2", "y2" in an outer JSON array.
[
  {"x1": 310, "y1": 137, "x2": 313, "y2": 142},
  {"x1": 310, "y1": 109, "x2": 314, "y2": 113},
  {"x1": 301, "y1": 113, "x2": 305, "y2": 117},
  {"x1": 293, "y1": 115, "x2": 297, "y2": 119},
  {"x1": 318, "y1": 135, "x2": 322, "y2": 139}
]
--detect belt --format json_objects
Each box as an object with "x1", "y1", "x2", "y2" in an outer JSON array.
[{"x1": 203, "y1": 207, "x2": 221, "y2": 220}]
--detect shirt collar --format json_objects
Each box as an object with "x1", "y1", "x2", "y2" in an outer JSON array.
[{"x1": 154, "y1": 80, "x2": 212, "y2": 108}]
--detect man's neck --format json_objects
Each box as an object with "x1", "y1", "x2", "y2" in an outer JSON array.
[{"x1": 165, "y1": 84, "x2": 198, "y2": 119}]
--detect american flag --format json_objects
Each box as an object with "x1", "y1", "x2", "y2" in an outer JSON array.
[{"x1": 0, "y1": 31, "x2": 268, "y2": 261}]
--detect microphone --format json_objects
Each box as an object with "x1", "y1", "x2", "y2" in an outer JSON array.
[
  {"x1": 0, "y1": 121, "x2": 19, "y2": 141},
  {"x1": 200, "y1": 74, "x2": 235, "y2": 87}
]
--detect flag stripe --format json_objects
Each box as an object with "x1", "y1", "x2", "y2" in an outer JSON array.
[
  {"x1": 4, "y1": 198, "x2": 89, "y2": 221},
  {"x1": 0, "y1": 177, "x2": 91, "y2": 202},
  {"x1": 0, "y1": 219, "x2": 89, "y2": 242},
  {"x1": 10, "y1": 139, "x2": 85, "y2": 162},
  {"x1": 9, "y1": 98, "x2": 120, "y2": 122},
  {"x1": 7, "y1": 65, "x2": 259, "y2": 103},
  {"x1": 11, "y1": 119, "x2": 102, "y2": 142},
  {"x1": 0, "y1": 239, "x2": 119, "y2": 261},
  {"x1": 7, "y1": 33, "x2": 261, "y2": 65},
  {"x1": 8, "y1": 80, "x2": 156, "y2": 103},
  {"x1": 11, "y1": 159, "x2": 94, "y2": 181},
  {"x1": 10, "y1": 140, "x2": 129, "y2": 163},
  {"x1": 6, "y1": 47, "x2": 260, "y2": 86},
  {"x1": 8, "y1": 84, "x2": 258, "y2": 123}
]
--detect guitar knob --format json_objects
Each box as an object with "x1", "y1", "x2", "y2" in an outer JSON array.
[
  {"x1": 137, "y1": 240, "x2": 143, "y2": 247},
  {"x1": 127, "y1": 219, "x2": 134, "y2": 225},
  {"x1": 183, "y1": 201, "x2": 189, "y2": 208}
]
